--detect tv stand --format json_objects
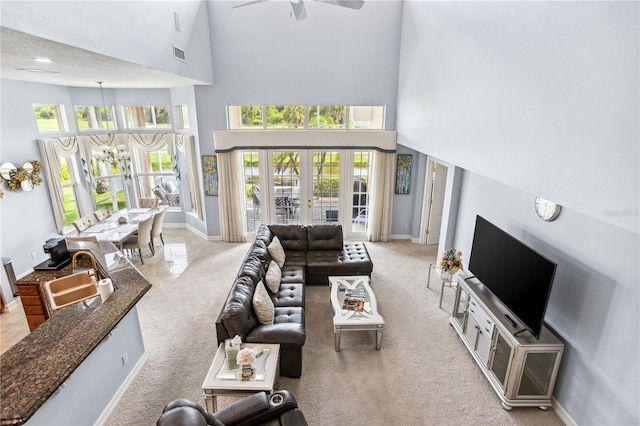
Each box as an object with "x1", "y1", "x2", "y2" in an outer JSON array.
[{"x1": 450, "y1": 277, "x2": 564, "y2": 410}]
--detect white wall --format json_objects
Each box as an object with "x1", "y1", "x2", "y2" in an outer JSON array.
[
  {"x1": 0, "y1": 81, "x2": 71, "y2": 283},
  {"x1": 0, "y1": 0, "x2": 213, "y2": 85},
  {"x1": 193, "y1": 0, "x2": 404, "y2": 236},
  {"x1": 453, "y1": 172, "x2": 639, "y2": 425},
  {"x1": 395, "y1": 2, "x2": 639, "y2": 424},
  {"x1": 201, "y1": 0, "x2": 403, "y2": 130},
  {"x1": 396, "y1": 1, "x2": 639, "y2": 235}
]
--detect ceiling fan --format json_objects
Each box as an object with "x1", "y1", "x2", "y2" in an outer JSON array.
[{"x1": 233, "y1": 0, "x2": 364, "y2": 21}]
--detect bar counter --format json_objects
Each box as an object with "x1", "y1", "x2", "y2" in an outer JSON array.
[{"x1": 0, "y1": 242, "x2": 152, "y2": 425}]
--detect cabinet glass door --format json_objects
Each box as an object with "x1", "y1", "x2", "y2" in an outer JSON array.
[
  {"x1": 453, "y1": 286, "x2": 469, "y2": 323},
  {"x1": 489, "y1": 332, "x2": 513, "y2": 389},
  {"x1": 517, "y1": 352, "x2": 559, "y2": 397}
]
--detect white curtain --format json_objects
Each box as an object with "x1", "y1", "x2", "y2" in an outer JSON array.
[
  {"x1": 129, "y1": 133, "x2": 173, "y2": 184},
  {"x1": 176, "y1": 134, "x2": 203, "y2": 220},
  {"x1": 218, "y1": 151, "x2": 246, "y2": 242},
  {"x1": 367, "y1": 151, "x2": 395, "y2": 242},
  {"x1": 38, "y1": 137, "x2": 79, "y2": 232}
]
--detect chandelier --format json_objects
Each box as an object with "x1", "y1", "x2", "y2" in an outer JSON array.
[
  {"x1": 95, "y1": 82, "x2": 131, "y2": 166},
  {"x1": 95, "y1": 145, "x2": 130, "y2": 167}
]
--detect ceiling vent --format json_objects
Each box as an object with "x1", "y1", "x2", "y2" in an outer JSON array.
[{"x1": 173, "y1": 45, "x2": 185, "y2": 62}]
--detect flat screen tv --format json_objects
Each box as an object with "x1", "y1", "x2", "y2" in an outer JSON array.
[{"x1": 468, "y1": 215, "x2": 556, "y2": 339}]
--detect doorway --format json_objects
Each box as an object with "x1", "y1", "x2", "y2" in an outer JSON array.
[
  {"x1": 420, "y1": 158, "x2": 448, "y2": 245},
  {"x1": 241, "y1": 150, "x2": 372, "y2": 239}
]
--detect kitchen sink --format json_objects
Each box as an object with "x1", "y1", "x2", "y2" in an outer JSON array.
[{"x1": 45, "y1": 271, "x2": 99, "y2": 310}]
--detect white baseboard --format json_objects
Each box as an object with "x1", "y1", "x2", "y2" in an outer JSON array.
[
  {"x1": 1, "y1": 299, "x2": 19, "y2": 312},
  {"x1": 553, "y1": 397, "x2": 577, "y2": 426},
  {"x1": 390, "y1": 233, "x2": 412, "y2": 240},
  {"x1": 95, "y1": 352, "x2": 148, "y2": 425}
]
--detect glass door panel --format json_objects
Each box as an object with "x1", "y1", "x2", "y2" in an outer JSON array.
[
  {"x1": 272, "y1": 151, "x2": 300, "y2": 225},
  {"x1": 242, "y1": 152, "x2": 261, "y2": 232},
  {"x1": 517, "y1": 352, "x2": 558, "y2": 397},
  {"x1": 351, "y1": 151, "x2": 371, "y2": 235},
  {"x1": 312, "y1": 151, "x2": 340, "y2": 225},
  {"x1": 489, "y1": 332, "x2": 514, "y2": 389}
]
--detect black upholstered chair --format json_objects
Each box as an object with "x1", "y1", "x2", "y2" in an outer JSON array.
[{"x1": 156, "y1": 390, "x2": 307, "y2": 426}]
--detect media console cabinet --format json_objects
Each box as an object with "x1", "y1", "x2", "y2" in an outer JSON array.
[{"x1": 449, "y1": 276, "x2": 564, "y2": 410}]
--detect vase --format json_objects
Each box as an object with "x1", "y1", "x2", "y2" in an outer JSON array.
[
  {"x1": 240, "y1": 364, "x2": 254, "y2": 381},
  {"x1": 441, "y1": 271, "x2": 452, "y2": 282}
]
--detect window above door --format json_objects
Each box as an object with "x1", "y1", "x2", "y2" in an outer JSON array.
[{"x1": 227, "y1": 105, "x2": 385, "y2": 130}]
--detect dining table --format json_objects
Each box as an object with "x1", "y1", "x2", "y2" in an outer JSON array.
[{"x1": 79, "y1": 207, "x2": 164, "y2": 249}]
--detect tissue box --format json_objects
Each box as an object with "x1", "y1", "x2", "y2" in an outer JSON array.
[{"x1": 225, "y1": 339, "x2": 240, "y2": 371}]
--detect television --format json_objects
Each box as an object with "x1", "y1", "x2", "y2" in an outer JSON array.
[{"x1": 468, "y1": 215, "x2": 556, "y2": 339}]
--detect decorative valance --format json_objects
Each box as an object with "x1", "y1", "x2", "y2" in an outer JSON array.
[{"x1": 213, "y1": 130, "x2": 397, "y2": 153}]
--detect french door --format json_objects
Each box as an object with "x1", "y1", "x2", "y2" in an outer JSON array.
[{"x1": 241, "y1": 150, "x2": 371, "y2": 238}]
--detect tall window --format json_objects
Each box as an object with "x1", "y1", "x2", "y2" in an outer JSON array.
[
  {"x1": 313, "y1": 151, "x2": 340, "y2": 224},
  {"x1": 33, "y1": 104, "x2": 68, "y2": 133},
  {"x1": 272, "y1": 151, "x2": 301, "y2": 224},
  {"x1": 351, "y1": 151, "x2": 371, "y2": 233},
  {"x1": 133, "y1": 144, "x2": 180, "y2": 208},
  {"x1": 242, "y1": 152, "x2": 261, "y2": 232},
  {"x1": 91, "y1": 149, "x2": 126, "y2": 212},
  {"x1": 60, "y1": 156, "x2": 80, "y2": 225},
  {"x1": 75, "y1": 106, "x2": 116, "y2": 131},
  {"x1": 123, "y1": 106, "x2": 171, "y2": 129}
]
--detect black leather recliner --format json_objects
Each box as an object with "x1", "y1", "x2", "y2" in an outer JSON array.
[{"x1": 156, "y1": 390, "x2": 308, "y2": 426}]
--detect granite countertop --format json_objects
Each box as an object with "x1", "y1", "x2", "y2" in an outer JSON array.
[{"x1": 0, "y1": 242, "x2": 152, "y2": 425}]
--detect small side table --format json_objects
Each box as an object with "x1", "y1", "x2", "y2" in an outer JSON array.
[
  {"x1": 202, "y1": 343, "x2": 280, "y2": 412},
  {"x1": 426, "y1": 264, "x2": 459, "y2": 311}
]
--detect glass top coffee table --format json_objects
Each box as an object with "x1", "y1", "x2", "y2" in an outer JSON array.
[
  {"x1": 329, "y1": 275, "x2": 385, "y2": 351},
  {"x1": 202, "y1": 342, "x2": 280, "y2": 412}
]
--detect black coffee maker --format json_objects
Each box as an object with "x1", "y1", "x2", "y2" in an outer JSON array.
[{"x1": 33, "y1": 238, "x2": 72, "y2": 271}]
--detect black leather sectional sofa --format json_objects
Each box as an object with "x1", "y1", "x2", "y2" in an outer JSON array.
[{"x1": 215, "y1": 224, "x2": 373, "y2": 378}]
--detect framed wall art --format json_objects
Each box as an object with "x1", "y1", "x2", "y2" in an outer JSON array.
[
  {"x1": 395, "y1": 154, "x2": 412, "y2": 195},
  {"x1": 202, "y1": 155, "x2": 218, "y2": 196}
]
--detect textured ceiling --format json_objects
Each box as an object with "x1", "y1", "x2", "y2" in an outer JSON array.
[{"x1": 0, "y1": 27, "x2": 202, "y2": 88}]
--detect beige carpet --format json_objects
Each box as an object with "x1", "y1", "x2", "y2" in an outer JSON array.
[{"x1": 105, "y1": 231, "x2": 565, "y2": 425}]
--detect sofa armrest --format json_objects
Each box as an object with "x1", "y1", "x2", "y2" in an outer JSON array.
[
  {"x1": 214, "y1": 391, "x2": 301, "y2": 426},
  {"x1": 157, "y1": 399, "x2": 223, "y2": 426}
]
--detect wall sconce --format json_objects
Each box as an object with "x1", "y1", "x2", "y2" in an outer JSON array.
[{"x1": 0, "y1": 160, "x2": 43, "y2": 197}]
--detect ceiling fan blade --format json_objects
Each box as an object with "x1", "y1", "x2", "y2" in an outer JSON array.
[
  {"x1": 313, "y1": 0, "x2": 364, "y2": 10},
  {"x1": 290, "y1": 0, "x2": 307, "y2": 21},
  {"x1": 232, "y1": 0, "x2": 270, "y2": 9}
]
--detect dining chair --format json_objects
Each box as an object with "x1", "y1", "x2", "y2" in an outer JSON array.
[
  {"x1": 65, "y1": 235, "x2": 98, "y2": 243},
  {"x1": 72, "y1": 215, "x2": 95, "y2": 233},
  {"x1": 93, "y1": 207, "x2": 111, "y2": 222},
  {"x1": 139, "y1": 197, "x2": 159, "y2": 208},
  {"x1": 122, "y1": 215, "x2": 154, "y2": 264},
  {"x1": 150, "y1": 208, "x2": 167, "y2": 255}
]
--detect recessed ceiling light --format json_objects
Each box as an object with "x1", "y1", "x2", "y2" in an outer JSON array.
[{"x1": 33, "y1": 57, "x2": 53, "y2": 63}]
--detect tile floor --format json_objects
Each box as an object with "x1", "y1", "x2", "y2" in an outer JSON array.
[{"x1": 0, "y1": 227, "x2": 209, "y2": 355}]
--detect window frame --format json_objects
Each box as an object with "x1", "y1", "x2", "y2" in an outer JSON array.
[
  {"x1": 33, "y1": 104, "x2": 69, "y2": 133},
  {"x1": 74, "y1": 105, "x2": 117, "y2": 132},
  {"x1": 227, "y1": 105, "x2": 385, "y2": 130}
]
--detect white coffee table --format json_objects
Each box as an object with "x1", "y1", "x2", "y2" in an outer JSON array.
[
  {"x1": 329, "y1": 275, "x2": 385, "y2": 351},
  {"x1": 202, "y1": 342, "x2": 280, "y2": 412}
]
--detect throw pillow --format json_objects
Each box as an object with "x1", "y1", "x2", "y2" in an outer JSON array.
[
  {"x1": 252, "y1": 280, "x2": 274, "y2": 325},
  {"x1": 265, "y1": 260, "x2": 282, "y2": 293},
  {"x1": 267, "y1": 236, "x2": 286, "y2": 268}
]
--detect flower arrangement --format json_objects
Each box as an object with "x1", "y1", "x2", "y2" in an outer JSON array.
[
  {"x1": 236, "y1": 348, "x2": 256, "y2": 366},
  {"x1": 440, "y1": 248, "x2": 463, "y2": 273}
]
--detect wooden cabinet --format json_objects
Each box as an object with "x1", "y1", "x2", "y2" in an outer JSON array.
[
  {"x1": 17, "y1": 283, "x2": 50, "y2": 331},
  {"x1": 450, "y1": 277, "x2": 564, "y2": 410}
]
